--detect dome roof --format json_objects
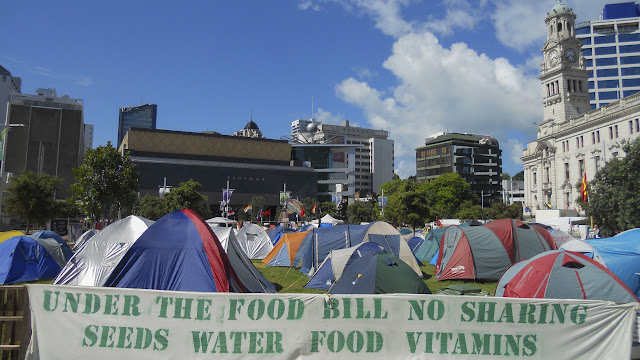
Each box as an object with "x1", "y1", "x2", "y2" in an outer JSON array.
[
  {"x1": 306, "y1": 121, "x2": 318, "y2": 133},
  {"x1": 244, "y1": 120, "x2": 260, "y2": 130},
  {"x1": 549, "y1": 1, "x2": 572, "y2": 15}
]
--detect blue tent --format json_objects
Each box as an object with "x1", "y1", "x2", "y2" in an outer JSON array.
[
  {"x1": 0, "y1": 236, "x2": 61, "y2": 284},
  {"x1": 561, "y1": 228, "x2": 640, "y2": 298},
  {"x1": 32, "y1": 230, "x2": 73, "y2": 260},
  {"x1": 267, "y1": 226, "x2": 285, "y2": 243},
  {"x1": 305, "y1": 242, "x2": 385, "y2": 290},
  {"x1": 104, "y1": 209, "x2": 245, "y2": 292}
]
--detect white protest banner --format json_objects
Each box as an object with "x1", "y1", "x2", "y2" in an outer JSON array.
[{"x1": 26, "y1": 284, "x2": 639, "y2": 360}]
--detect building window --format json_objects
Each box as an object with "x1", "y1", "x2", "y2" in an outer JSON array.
[
  {"x1": 597, "y1": 131, "x2": 600, "y2": 143},
  {"x1": 579, "y1": 159, "x2": 585, "y2": 176},
  {"x1": 580, "y1": 136, "x2": 584, "y2": 147},
  {"x1": 636, "y1": 119, "x2": 640, "y2": 133},
  {"x1": 564, "y1": 163, "x2": 570, "y2": 180},
  {"x1": 594, "y1": 156, "x2": 600, "y2": 173},
  {"x1": 615, "y1": 125, "x2": 619, "y2": 138},
  {"x1": 545, "y1": 167, "x2": 550, "y2": 183},
  {"x1": 533, "y1": 172, "x2": 537, "y2": 186},
  {"x1": 579, "y1": 81, "x2": 583, "y2": 92},
  {"x1": 547, "y1": 84, "x2": 551, "y2": 97},
  {"x1": 576, "y1": 137, "x2": 580, "y2": 148},
  {"x1": 609, "y1": 126, "x2": 614, "y2": 139},
  {"x1": 592, "y1": 132, "x2": 596, "y2": 144}
]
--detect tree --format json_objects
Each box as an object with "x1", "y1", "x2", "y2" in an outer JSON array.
[
  {"x1": 347, "y1": 200, "x2": 377, "y2": 224},
  {"x1": 71, "y1": 142, "x2": 139, "y2": 223},
  {"x1": 501, "y1": 173, "x2": 511, "y2": 180},
  {"x1": 164, "y1": 179, "x2": 211, "y2": 219},
  {"x1": 423, "y1": 173, "x2": 475, "y2": 220},
  {"x1": 585, "y1": 139, "x2": 640, "y2": 237},
  {"x1": 320, "y1": 201, "x2": 336, "y2": 218},
  {"x1": 134, "y1": 195, "x2": 168, "y2": 221},
  {"x1": 382, "y1": 179, "x2": 430, "y2": 232},
  {"x1": 250, "y1": 195, "x2": 265, "y2": 221},
  {"x1": 512, "y1": 171, "x2": 524, "y2": 181},
  {"x1": 455, "y1": 200, "x2": 484, "y2": 221},
  {"x1": 4, "y1": 172, "x2": 61, "y2": 232}
]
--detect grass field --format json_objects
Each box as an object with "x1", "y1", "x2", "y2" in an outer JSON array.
[{"x1": 252, "y1": 260, "x2": 498, "y2": 295}]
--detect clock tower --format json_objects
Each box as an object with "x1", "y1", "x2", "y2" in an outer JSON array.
[{"x1": 539, "y1": 1, "x2": 590, "y2": 126}]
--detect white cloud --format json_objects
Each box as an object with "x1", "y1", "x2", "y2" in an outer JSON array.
[
  {"x1": 30, "y1": 65, "x2": 94, "y2": 87},
  {"x1": 298, "y1": 1, "x2": 321, "y2": 11},
  {"x1": 491, "y1": 0, "x2": 612, "y2": 52},
  {"x1": 505, "y1": 138, "x2": 525, "y2": 168},
  {"x1": 395, "y1": 159, "x2": 415, "y2": 179}
]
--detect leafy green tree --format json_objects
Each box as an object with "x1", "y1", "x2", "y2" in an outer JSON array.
[
  {"x1": 55, "y1": 198, "x2": 81, "y2": 219},
  {"x1": 320, "y1": 201, "x2": 336, "y2": 218},
  {"x1": 483, "y1": 201, "x2": 523, "y2": 220},
  {"x1": 4, "y1": 172, "x2": 61, "y2": 232},
  {"x1": 455, "y1": 200, "x2": 484, "y2": 221},
  {"x1": 164, "y1": 179, "x2": 211, "y2": 219},
  {"x1": 585, "y1": 139, "x2": 640, "y2": 237},
  {"x1": 423, "y1": 173, "x2": 475, "y2": 219},
  {"x1": 500, "y1": 173, "x2": 511, "y2": 180},
  {"x1": 382, "y1": 179, "x2": 430, "y2": 232},
  {"x1": 512, "y1": 171, "x2": 524, "y2": 181},
  {"x1": 71, "y1": 142, "x2": 139, "y2": 223},
  {"x1": 134, "y1": 195, "x2": 168, "y2": 221},
  {"x1": 347, "y1": 200, "x2": 377, "y2": 224},
  {"x1": 250, "y1": 195, "x2": 265, "y2": 221}
]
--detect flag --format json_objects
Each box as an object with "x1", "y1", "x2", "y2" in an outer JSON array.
[
  {"x1": 525, "y1": 206, "x2": 531, "y2": 213},
  {"x1": 581, "y1": 173, "x2": 588, "y2": 202},
  {"x1": 436, "y1": 217, "x2": 444, "y2": 228},
  {"x1": 243, "y1": 204, "x2": 252, "y2": 213},
  {"x1": 300, "y1": 207, "x2": 305, "y2": 217},
  {"x1": 312, "y1": 204, "x2": 317, "y2": 214},
  {"x1": 222, "y1": 189, "x2": 233, "y2": 202},
  {"x1": 257, "y1": 210, "x2": 262, "y2": 220},
  {"x1": 263, "y1": 209, "x2": 271, "y2": 216},
  {"x1": 228, "y1": 210, "x2": 235, "y2": 216}
]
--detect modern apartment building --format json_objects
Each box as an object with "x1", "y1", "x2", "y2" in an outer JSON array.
[
  {"x1": 416, "y1": 132, "x2": 502, "y2": 202},
  {"x1": 118, "y1": 104, "x2": 157, "y2": 148},
  {"x1": 84, "y1": 123, "x2": 94, "y2": 154},
  {"x1": 4, "y1": 89, "x2": 84, "y2": 197},
  {"x1": 576, "y1": 2, "x2": 640, "y2": 109},
  {"x1": 289, "y1": 119, "x2": 394, "y2": 197}
]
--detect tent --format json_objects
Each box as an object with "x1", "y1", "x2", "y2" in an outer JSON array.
[
  {"x1": 435, "y1": 219, "x2": 556, "y2": 281},
  {"x1": 0, "y1": 236, "x2": 61, "y2": 284},
  {"x1": 294, "y1": 221, "x2": 423, "y2": 277},
  {"x1": 546, "y1": 228, "x2": 578, "y2": 248},
  {"x1": 31, "y1": 237, "x2": 69, "y2": 267},
  {"x1": 560, "y1": 228, "x2": 640, "y2": 298},
  {"x1": 31, "y1": 230, "x2": 73, "y2": 260},
  {"x1": 311, "y1": 214, "x2": 343, "y2": 226},
  {"x1": 104, "y1": 209, "x2": 246, "y2": 292},
  {"x1": 496, "y1": 250, "x2": 638, "y2": 303},
  {"x1": 210, "y1": 227, "x2": 276, "y2": 293},
  {"x1": 234, "y1": 223, "x2": 274, "y2": 259},
  {"x1": 262, "y1": 230, "x2": 310, "y2": 267},
  {"x1": 408, "y1": 235, "x2": 439, "y2": 264},
  {"x1": 329, "y1": 253, "x2": 431, "y2": 294},
  {"x1": 72, "y1": 229, "x2": 99, "y2": 251},
  {"x1": 54, "y1": 215, "x2": 155, "y2": 286},
  {"x1": 305, "y1": 242, "x2": 385, "y2": 290},
  {"x1": 267, "y1": 226, "x2": 286, "y2": 243},
  {"x1": 0, "y1": 230, "x2": 25, "y2": 243}
]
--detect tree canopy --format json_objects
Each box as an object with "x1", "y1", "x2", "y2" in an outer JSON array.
[
  {"x1": 164, "y1": 179, "x2": 211, "y2": 219},
  {"x1": 382, "y1": 179, "x2": 429, "y2": 231},
  {"x1": 347, "y1": 200, "x2": 378, "y2": 224},
  {"x1": 423, "y1": 173, "x2": 476, "y2": 219},
  {"x1": 4, "y1": 172, "x2": 61, "y2": 232},
  {"x1": 71, "y1": 142, "x2": 139, "y2": 222},
  {"x1": 585, "y1": 139, "x2": 640, "y2": 237}
]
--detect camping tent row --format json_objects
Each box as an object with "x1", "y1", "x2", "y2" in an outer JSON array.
[
  {"x1": 0, "y1": 230, "x2": 74, "y2": 285},
  {"x1": 435, "y1": 219, "x2": 556, "y2": 281},
  {"x1": 56, "y1": 210, "x2": 275, "y2": 293},
  {"x1": 262, "y1": 221, "x2": 423, "y2": 278}
]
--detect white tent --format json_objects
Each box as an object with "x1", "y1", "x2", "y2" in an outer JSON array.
[
  {"x1": 72, "y1": 229, "x2": 99, "y2": 251},
  {"x1": 312, "y1": 214, "x2": 344, "y2": 226},
  {"x1": 54, "y1": 215, "x2": 154, "y2": 286},
  {"x1": 234, "y1": 223, "x2": 273, "y2": 259}
]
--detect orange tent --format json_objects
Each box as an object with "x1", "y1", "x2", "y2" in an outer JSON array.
[{"x1": 262, "y1": 230, "x2": 310, "y2": 266}]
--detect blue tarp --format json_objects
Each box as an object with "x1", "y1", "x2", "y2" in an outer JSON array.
[
  {"x1": 578, "y1": 229, "x2": 640, "y2": 298},
  {"x1": 0, "y1": 236, "x2": 61, "y2": 284}
]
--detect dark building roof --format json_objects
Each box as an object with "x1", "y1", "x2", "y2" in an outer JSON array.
[
  {"x1": 0, "y1": 65, "x2": 12, "y2": 76},
  {"x1": 244, "y1": 120, "x2": 260, "y2": 130}
]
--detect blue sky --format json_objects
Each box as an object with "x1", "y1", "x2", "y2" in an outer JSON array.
[{"x1": 1, "y1": 0, "x2": 610, "y2": 178}]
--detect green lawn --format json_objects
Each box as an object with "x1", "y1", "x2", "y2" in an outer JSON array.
[{"x1": 253, "y1": 260, "x2": 497, "y2": 295}]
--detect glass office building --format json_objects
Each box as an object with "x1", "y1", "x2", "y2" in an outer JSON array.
[
  {"x1": 576, "y1": 2, "x2": 640, "y2": 109},
  {"x1": 118, "y1": 104, "x2": 157, "y2": 148}
]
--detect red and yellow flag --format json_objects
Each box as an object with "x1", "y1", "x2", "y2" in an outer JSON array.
[
  {"x1": 581, "y1": 173, "x2": 588, "y2": 202},
  {"x1": 312, "y1": 204, "x2": 317, "y2": 214}
]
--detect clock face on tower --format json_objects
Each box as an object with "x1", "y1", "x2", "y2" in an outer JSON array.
[
  {"x1": 549, "y1": 50, "x2": 559, "y2": 67},
  {"x1": 565, "y1": 48, "x2": 577, "y2": 62}
]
